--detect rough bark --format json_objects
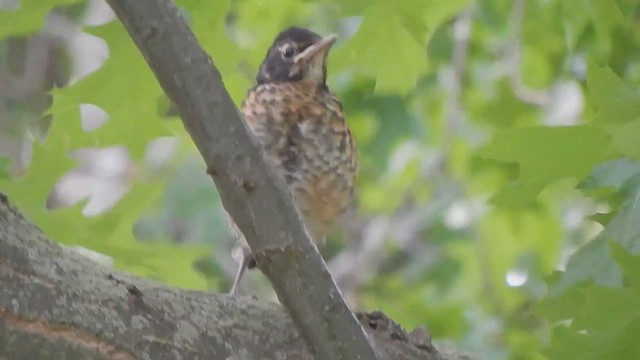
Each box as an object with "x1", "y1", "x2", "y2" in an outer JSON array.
[
  {"x1": 103, "y1": 0, "x2": 380, "y2": 359},
  {"x1": 0, "y1": 193, "x2": 476, "y2": 360}
]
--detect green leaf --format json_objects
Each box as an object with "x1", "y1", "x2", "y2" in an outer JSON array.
[
  {"x1": 337, "y1": 0, "x2": 470, "y2": 93},
  {"x1": 574, "y1": 285, "x2": 640, "y2": 332},
  {"x1": 0, "y1": 17, "x2": 208, "y2": 289},
  {"x1": 0, "y1": 112, "x2": 78, "y2": 211},
  {"x1": 541, "y1": 270, "x2": 640, "y2": 359},
  {"x1": 335, "y1": 1, "x2": 428, "y2": 94},
  {"x1": 610, "y1": 241, "x2": 640, "y2": 288},
  {"x1": 561, "y1": 0, "x2": 629, "y2": 57},
  {"x1": 587, "y1": 64, "x2": 640, "y2": 124},
  {"x1": 551, "y1": 237, "x2": 622, "y2": 294},
  {"x1": 178, "y1": 0, "x2": 250, "y2": 102},
  {"x1": 423, "y1": 0, "x2": 472, "y2": 36},
  {"x1": 579, "y1": 158, "x2": 640, "y2": 191},
  {"x1": 479, "y1": 126, "x2": 611, "y2": 207},
  {"x1": 50, "y1": 21, "x2": 170, "y2": 158},
  {"x1": 587, "y1": 211, "x2": 616, "y2": 226},
  {"x1": 472, "y1": 79, "x2": 538, "y2": 129},
  {"x1": 0, "y1": 157, "x2": 10, "y2": 179},
  {"x1": 546, "y1": 319, "x2": 640, "y2": 360},
  {"x1": 584, "y1": 62, "x2": 640, "y2": 162},
  {"x1": 477, "y1": 207, "x2": 562, "y2": 310},
  {"x1": 537, "y1": 272, "x2": 587, "y2": 322},
  {"x1": 604, "y1": 119, "x2": 640, "y2": 159},
  {"x1": 553, "y1": 164, "x2": 640, "y2": 292},
  {"x1": 0, "y1": 0, "x2": 84, "y2": 38},
  {"x1": 397, "y1": 0, "x2": 471, "y2": 43},
  {"x1": 600, "y1": 177, "x2": 640, "y2": 252}
]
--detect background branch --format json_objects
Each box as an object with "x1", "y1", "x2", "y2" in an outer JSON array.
[
  {"x1": 442, "y1": 8, "x2": 473, "y2": 158},
  {"x1": 505, "y1": 0, "x2": 551, "y2": 106}
]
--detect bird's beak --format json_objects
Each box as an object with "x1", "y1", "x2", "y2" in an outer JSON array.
[{"x1": 294, "y1": 34, "x2": 338, "y2": 64}]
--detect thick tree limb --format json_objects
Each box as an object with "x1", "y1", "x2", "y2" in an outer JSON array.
[
  {"x1": 0, "y1": 194, "x2": 477, "y2": 360},
  {"x1": 103, "y1": 0, "x2": 380, "y2": 359}
]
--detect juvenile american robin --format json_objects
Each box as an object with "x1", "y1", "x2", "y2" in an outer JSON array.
[{"x1": 227, "y1": 27, "x2": 358, "y2": 294}]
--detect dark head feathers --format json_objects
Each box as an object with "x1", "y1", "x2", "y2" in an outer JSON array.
[
  {"x1": 274, "y1": 27, "x2": 322, "y2": 45},
  {"x1": 256, "y1": 26, "x2": 334, "y2": 86}
]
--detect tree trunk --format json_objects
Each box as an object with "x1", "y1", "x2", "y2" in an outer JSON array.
[{"x1": 0, "y1": 193, "x2": 474, "y2": 360}]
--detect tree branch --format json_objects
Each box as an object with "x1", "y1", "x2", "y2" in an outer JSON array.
[
  {"x1": 505, "y1": 0, "x2": 551, "y2": 106},
  {"x1": 442, "y1": 8, "x2": 473, "y2": 158},
  {"x1": 102, "y1": 0, "x2": 380, "y2": 359},
  {"x1": 0, "y1": 193, "x2": 476, "y2": 360}
]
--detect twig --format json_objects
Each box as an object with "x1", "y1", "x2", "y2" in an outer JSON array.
[
  {"x1": 505, "y1": 0, "x2": 551, "y2": 106},
  {"x1": 442, "y1": 8, "x2": 473, "y2": 158},
  {"x1": 103, "y1": 0, "x2": 382, "y2": 359}
]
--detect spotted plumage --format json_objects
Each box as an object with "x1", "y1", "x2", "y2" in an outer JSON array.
[{"x1": 227, "y1": 27, "x2": 357, "y2": 294}]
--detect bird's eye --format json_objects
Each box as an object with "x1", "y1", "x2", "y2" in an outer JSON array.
[{"x1": 282, "y1": 46, "x2": 295, "y2": 59}]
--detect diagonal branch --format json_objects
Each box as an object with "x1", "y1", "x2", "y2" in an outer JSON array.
[{"x1": 103, "y1": 0, "x2": 382, "y2": 359}]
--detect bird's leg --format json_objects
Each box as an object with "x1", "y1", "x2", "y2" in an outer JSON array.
[
  {"x1": 228, "y1": 257, "x2": 249, "y2": 296},
  {"x1": 228, "y1": 245, "x2": 256, "y2": 296}
]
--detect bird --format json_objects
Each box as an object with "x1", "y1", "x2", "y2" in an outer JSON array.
[{"x1": 227, "y1": 26, "x2": 358, "y2": 295}]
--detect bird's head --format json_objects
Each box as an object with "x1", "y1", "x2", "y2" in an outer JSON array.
[{"x1": 256, "y1": 27, "x2": 337, "y2": 87}]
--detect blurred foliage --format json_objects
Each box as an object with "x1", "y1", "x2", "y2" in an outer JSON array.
[
  {"x1": 1, "y1": 0, "x2": 640, "y2": 359},
  {"x1": 0, "y1": 0, "x2": 84, "y2": 37}
]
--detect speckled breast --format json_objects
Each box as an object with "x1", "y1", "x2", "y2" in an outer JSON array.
[{"x1": 241, "y1": 82, "x2": 357, "y2": 240}]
